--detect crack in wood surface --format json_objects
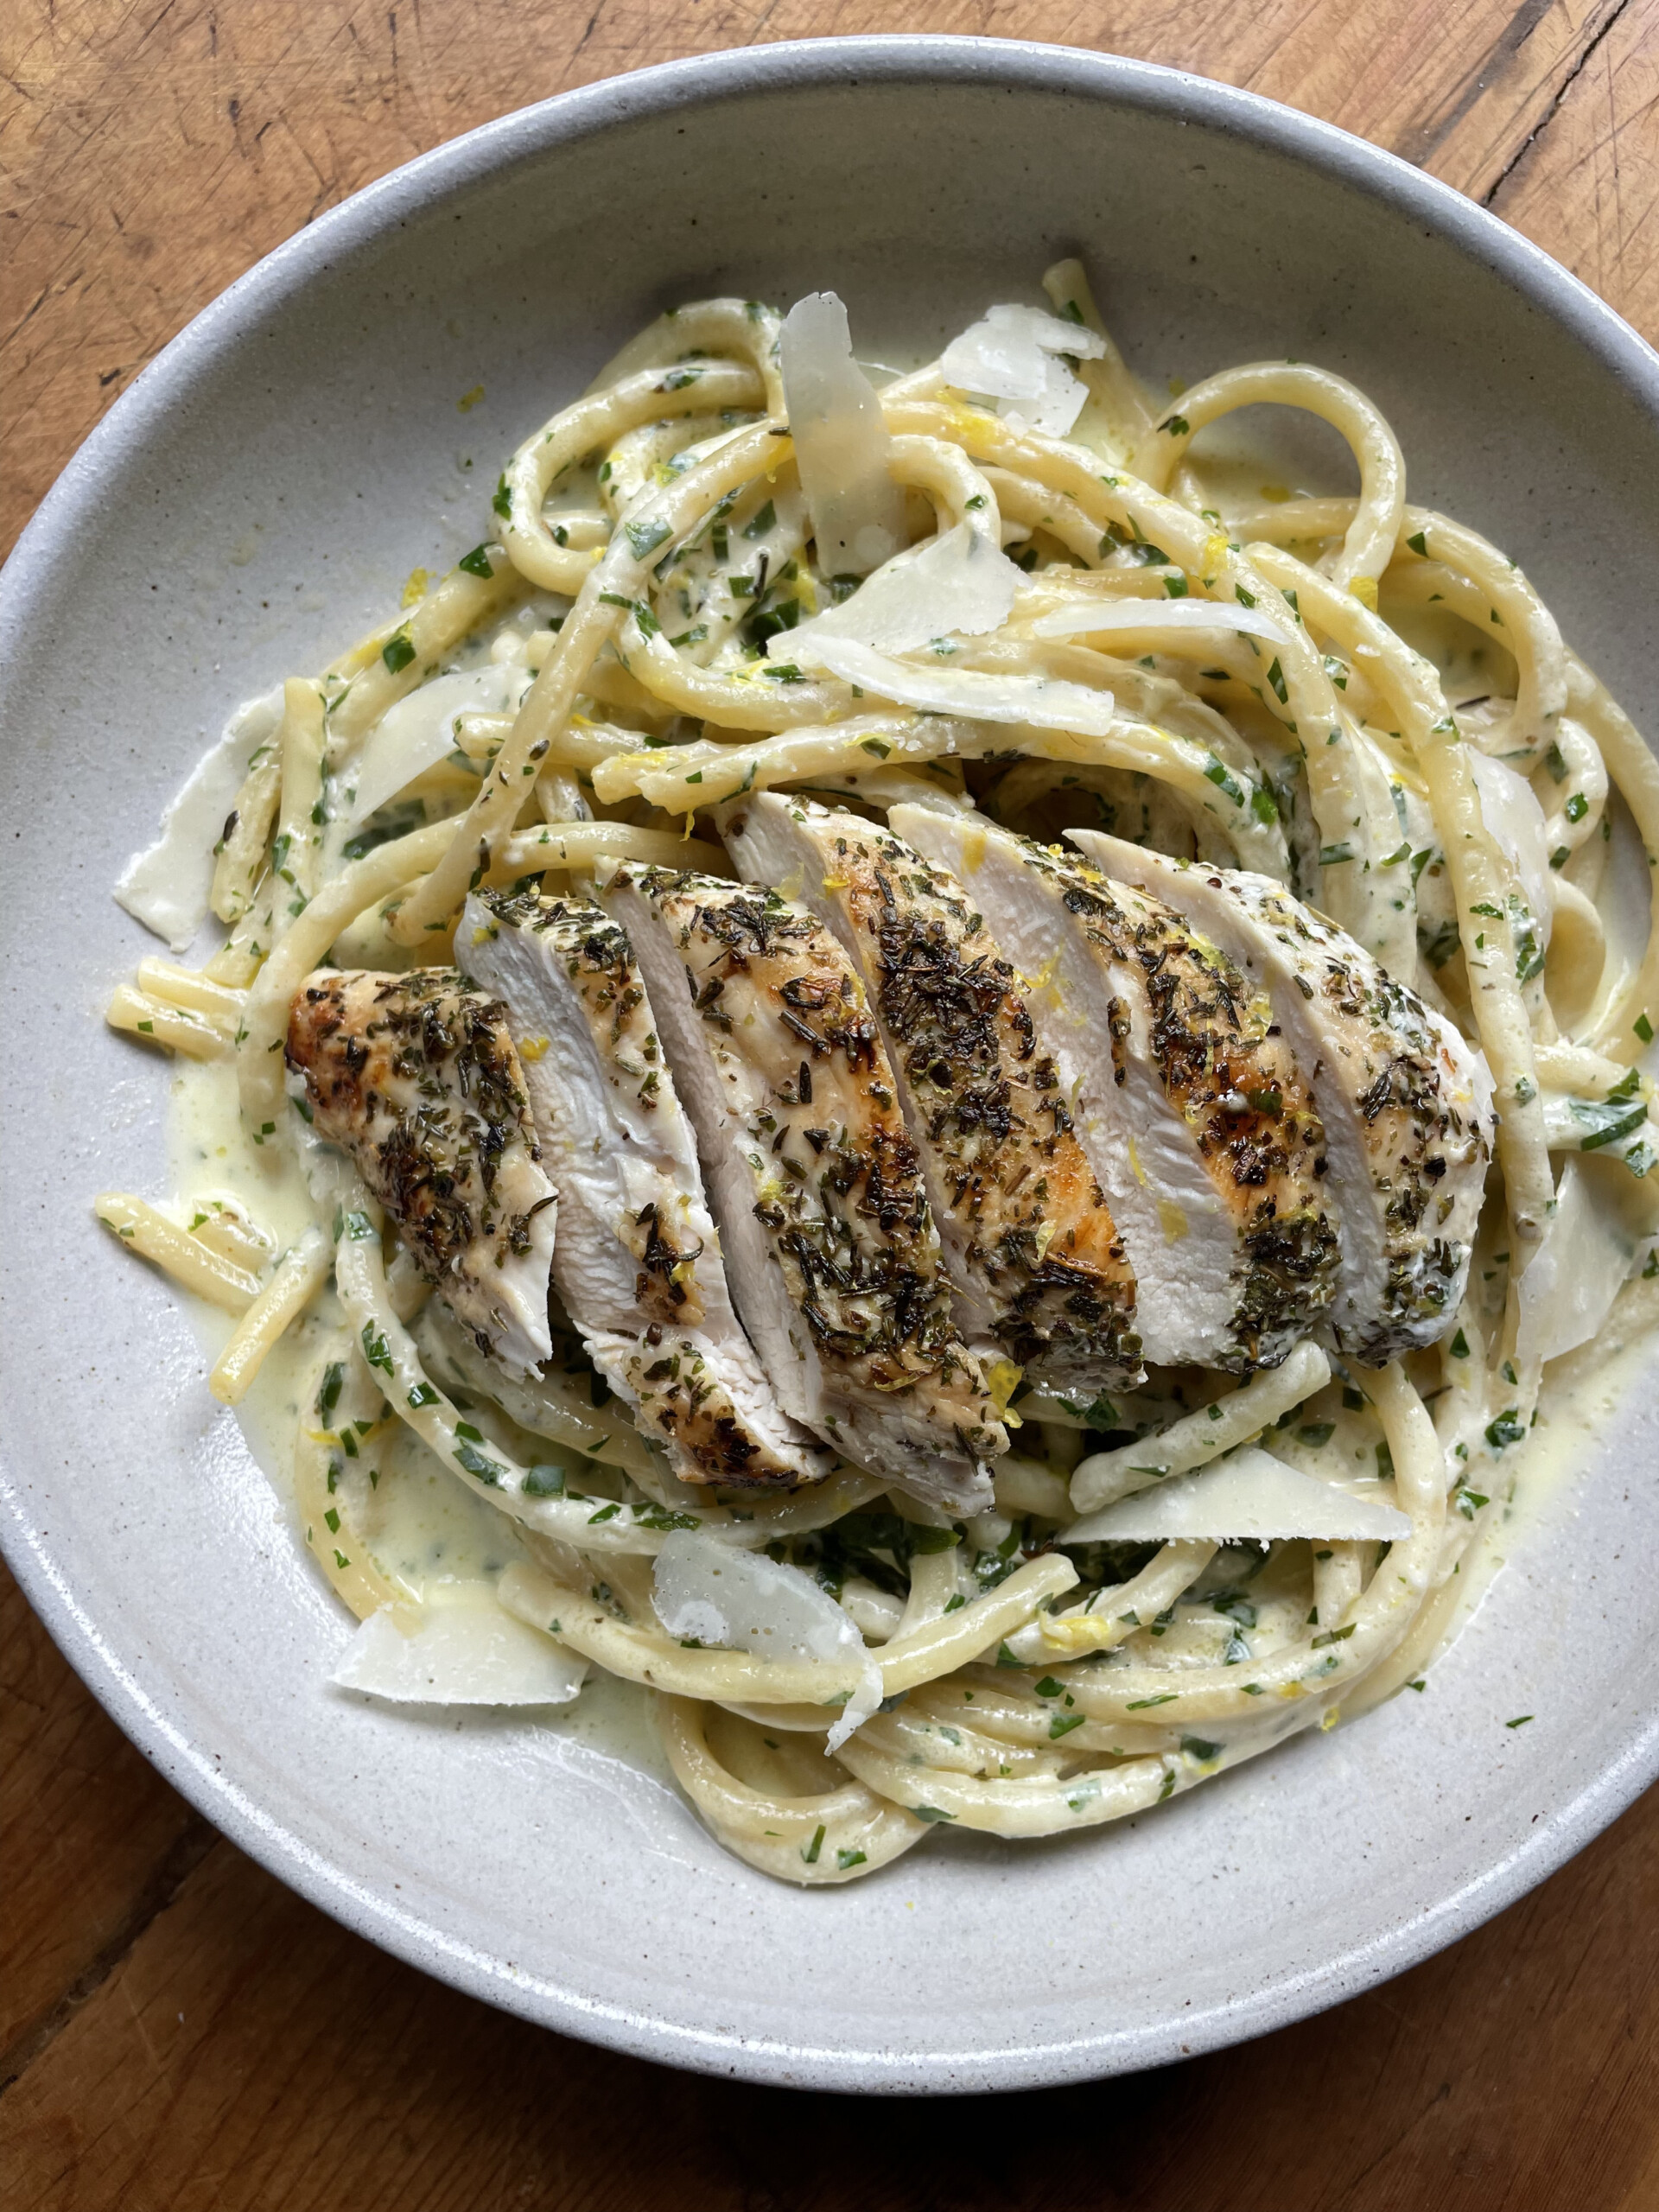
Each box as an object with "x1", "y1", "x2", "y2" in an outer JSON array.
[
  {"x1": 0, "y1": 1823, "x2": 220, "y2": 2098},
  {"x1": 1392, "y1": 0, "x2": 1560, "y2": 166},
  {"x1": 1482, "y1": 0, "x2": 1634, "y2": 200}
]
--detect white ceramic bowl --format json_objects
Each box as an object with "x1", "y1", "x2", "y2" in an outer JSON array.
[{"x1": 4, "y1": 38, "x2": 1657, "y2": 2094}]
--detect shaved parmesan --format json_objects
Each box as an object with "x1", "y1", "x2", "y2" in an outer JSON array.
[
  {"x1": 781, "y1": 292, "x2": 908, "y2": 577},
  {"x1": 1469, "y1": 748, "x2": 1553, "y2": 947},
  {"x1": 786, "y1": 634, "x2": 1117, "y2": 734},
  {"x1": 777, "y1": 520, "x2": 1020, "y2": 661},
  {"x1": 652, "y1": 1530, "x2": 881, "y2": 1753},
  {"x1": 941, "y1": 304, "x2": 1106, "y2": 440},
  {"x1": 1516, "y1": 1157, "x2": 1643, "y2": 1366},
  {"x1": 1064, "y1": 1446, "x2": 1411, "y2": 1544},
  {"x1": 116, "y1": 686, "x2": 283, "y2": 951},
  {"x1": 346, "y1": 664, "x2": 518, "y2": 826},
  {"x1": 1032, "y1": 598, "x2": 1291, "y2": 647},
  {"x1": 332, "y1": 1586, "x2": 588, "y2": 1706}
]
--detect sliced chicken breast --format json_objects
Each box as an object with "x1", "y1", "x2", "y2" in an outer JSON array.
[
  {"x1": 601, "y1": 862, "x2": 1007, "y2": 1511},
  {"x1": 286, "y1": 967, "x2": 556, "y2": 1376},
  {"x1": 722, "y1": 793, "x2": 1142, "y2": 1398},
  {"x1": 891, "y1": 809, "x2": 1339, "y2": 1372},
  {"x1": 461, "y1": 888, "x2": 830, "y2": 1489},
  {"x1": 1071, "y1": 834, "x2": 1494, "y2": 1360}
]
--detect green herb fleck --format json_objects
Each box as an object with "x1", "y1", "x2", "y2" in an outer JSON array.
[
  {"x1": 625, "y1": 518, "x2": 671, "y2": 560},
  {"x1": 454, "y1": 1440, "x2": 507, "y2": 1487}
]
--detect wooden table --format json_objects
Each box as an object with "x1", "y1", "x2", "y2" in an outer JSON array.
[{"x1": 4, "y1": 5, "x2": 1657, "y2": 2203}]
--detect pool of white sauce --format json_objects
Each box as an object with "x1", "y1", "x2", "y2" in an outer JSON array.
[
  {"x1": 164, "y1": 1055, "x2": 671, "y2": 1775},
  {"x1": 163, "y1": 1046, "x2": 1652, "y2": 1787}
]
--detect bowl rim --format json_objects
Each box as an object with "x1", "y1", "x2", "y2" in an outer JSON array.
[{"x1": 4, "y1": 33, "x2": 1657, "y2": 2094}]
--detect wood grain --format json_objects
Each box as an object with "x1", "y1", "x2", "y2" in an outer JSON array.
[
  {"x1": 1490, "y1": 0, "x2": 1659, "y2": 322},
  {"x1": 3, "y1": 3, "x2": 1657, "y2": 2203},
  {"x1": 5, "y1": 0, "x2": 1657, "y2": 562},
  {"x1": 0, "y1": 1578, "x2": 212, "y2": 2082},
  {"x1": 0, "y1": 1777, "x2": 1655, "y2": 2212}
]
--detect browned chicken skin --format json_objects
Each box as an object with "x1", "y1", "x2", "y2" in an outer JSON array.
[{"x1": 286, "y1": 966, "x2": 556, "y2": 1376}]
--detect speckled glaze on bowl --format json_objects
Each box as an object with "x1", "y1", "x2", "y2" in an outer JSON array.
[{"x1": 3, "y1": 38, "x2": 1658, "y2": 2094}]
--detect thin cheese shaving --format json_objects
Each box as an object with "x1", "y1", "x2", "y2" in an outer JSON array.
[
  {"x1": 1516, "y1": 1157, "x2": 1644, "y2": 1366},
  {"x1": 1030, "y1": 598, "x2": 1292, "y2": 646},
  {"x1": 940, "y1": 304, "x2": 1107, "y2": 439},
  {"x1": 787, "y1": 635, "x2": 1117, "y2": 734},
  {"x1": 1065, "y1": 1446, "x2": 1411, "y2": 1543},
  {"x1": 777, "y1": 520, "x2": 1020, "y2": 660},
  {"x1": 780, "y1": 292, "x2": 908, "y2": 576},
  {"x1": 332, "y1": 1586, "x2": 588, "y2": 1706},
  {"x1": 652, "y1": 1530, "x2": 881, "y2": 1752},
  {"x1": 346, "y1": 664, "x2": 520, "y2": 825}
]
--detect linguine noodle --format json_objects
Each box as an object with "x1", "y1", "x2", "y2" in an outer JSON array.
[{"x1": 98, "y1": 266, "x2": 1659, "y2": 1884}]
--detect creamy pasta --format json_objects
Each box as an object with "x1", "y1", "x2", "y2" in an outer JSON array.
[{"x1": 99, "y1": 266, "x2": 1659, "y2": 1884}]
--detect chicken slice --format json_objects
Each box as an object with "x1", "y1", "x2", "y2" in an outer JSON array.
[
  {"x1": 601, "y1": 863, "x2": 1007, "y2": 1511},
  {"x1": 1070, "y1": 834, "x2": 1494, "y2": 1360},
  {"x1": 461, "y1": 888, "x2": 830, "y2": 1490},
  {"x1": 891, "y1": 809, "x2": 1339, "y2": 1372},
  {"x1": 286, "y1": 967, "x2": 556, "y2": 1376},
  {"x1": 722, "y1": 793, "x2": 1142, "y2": 1398}
]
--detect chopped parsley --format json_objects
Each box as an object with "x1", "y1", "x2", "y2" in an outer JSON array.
[
  {"x1": 454, "y1": 1440, "x2": 507, "y2": 1487},
  {"x1": 625, "y1": 518, "x2": 671, "y2": 560}
]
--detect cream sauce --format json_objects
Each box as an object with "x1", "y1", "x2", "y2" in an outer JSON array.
[
  {"x1": 166, "y1": 1052, "x2": 668, "y2": 1772},
  {"x1": 1440, "y1": 1287, "x2": 1659, "y2": 1642},
  {"x1": 164, "y1": 1032, "x2": 1656, "y2": 1782}
]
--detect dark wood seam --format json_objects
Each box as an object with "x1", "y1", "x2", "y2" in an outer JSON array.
[
  {"x1": 0, "y1": 1821, "x2": 220, "y2": 2095},
  {"x1": 1483, "y1": 0, "x2": 1635, "y2": 204}
]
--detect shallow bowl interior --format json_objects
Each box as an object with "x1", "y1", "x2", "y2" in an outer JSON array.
[{"x1": 4, "y1": 38, "x2": 1658, "y2": 2093}]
